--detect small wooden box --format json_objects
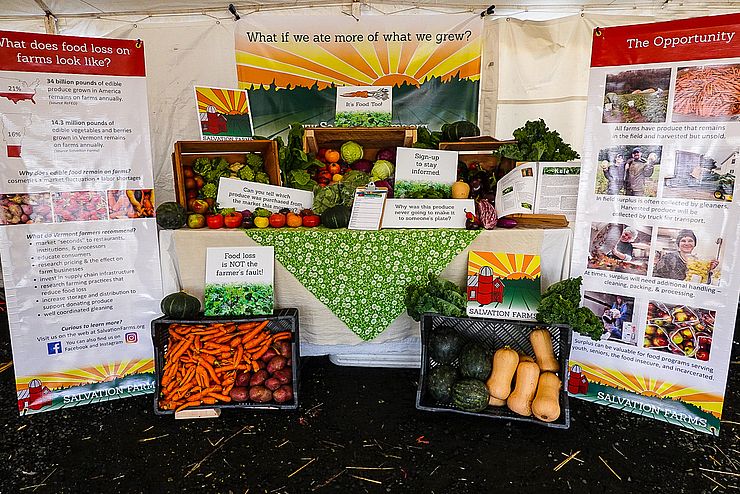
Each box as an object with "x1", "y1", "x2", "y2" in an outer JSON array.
[
  {"x1": 303, "y1": 127, "x2": 416, "y2": 161},
  {"x1": 172, "y1": 140, "x2": 280, "y2": 209}
]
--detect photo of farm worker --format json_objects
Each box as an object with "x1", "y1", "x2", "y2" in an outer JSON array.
[
  {"x1": 653, "y1": 229, "x2": 719, "y2": 282},
  {"x1": 601, "y1": 153, "x2": 626, "y2": 195},
  {"x1": 608, "y1": 227, "x2": 639, "y2": 261},
  {"x1": 625, "y1": 148, "x2": 655, "y2": 196}
]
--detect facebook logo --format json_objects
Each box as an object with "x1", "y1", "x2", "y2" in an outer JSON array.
[{"x1": 47, "y1": 342, "x2": 62, "y2": 355}]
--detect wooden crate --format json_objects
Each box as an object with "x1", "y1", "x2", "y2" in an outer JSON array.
[
  {"x1": 439, "y1": 137, "x2": 516, "y2": 177},
  {"x1": 172, "y1": 140, "x2": 280, "y2": 209},
  {"x1": 303, "y1": 127, "x2": 416, "y2": 160}
]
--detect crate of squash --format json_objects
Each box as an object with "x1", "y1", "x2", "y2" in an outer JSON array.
[
  {"x1": 152, "y1": 308, "x2": 299, "y2": 414},
  {"x1": 416, "y1": 314, "x2": 572, "y2": 428}
]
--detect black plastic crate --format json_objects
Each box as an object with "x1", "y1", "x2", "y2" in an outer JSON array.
[
  {"x1": 151, "y1": 308, "x2": 300, "y2": 415},
  {"x1": 416, "y1": 313, "x2": 572, "y2": 429}
]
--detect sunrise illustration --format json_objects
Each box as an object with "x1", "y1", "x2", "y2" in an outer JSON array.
[
  {"x1": 196, "y1": 87, "x2": 250, "y2": 115},
  {"x1": 16, "y1": 359, "x2": 153, "y2": 391},
  {"x1": 467, "y1": 252, "x2": 541, "y2": 280}
]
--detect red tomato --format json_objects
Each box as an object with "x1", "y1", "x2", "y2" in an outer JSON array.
[
  {"x1": 328, "y1": 163, "x2": 341, "y2": 175},
  {"x1": 268, "y1": 213, "x2": 287, "y2": 228},
  {"x1": 206, "y1": 214, "x2": 224, "y2": 229},
  {"x1": 302, "y1": 214, "x2": 320, "y2": 227},
  {"x1": 223, "y1": 212, "x2": 243, "y2": 228}
]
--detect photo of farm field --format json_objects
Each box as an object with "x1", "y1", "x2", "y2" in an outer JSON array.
[{"x1": 602, "y1": 68, "x2": 671, "y2": 124}]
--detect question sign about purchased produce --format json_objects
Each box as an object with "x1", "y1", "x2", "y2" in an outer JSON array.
[
  {"x1": 381, "y1": 198, "x2": 474, "y2": 229},
  {"x1": 204, "y1": 247, "x2": 274, "y2": 316},
  {"x1": 217, "y1": 177, "x2": 313, "y2": 212}
]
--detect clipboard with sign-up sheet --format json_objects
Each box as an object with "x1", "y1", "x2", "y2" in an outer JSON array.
[{"x1": 348, "y1": 185, "x2": 388, "y2": 231}]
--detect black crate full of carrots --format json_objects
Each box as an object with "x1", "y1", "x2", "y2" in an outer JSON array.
[{"x1": 151, "y1": 308, "x2": 300, "y2": 414}]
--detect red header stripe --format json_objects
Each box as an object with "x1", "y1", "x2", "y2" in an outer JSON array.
[
  {"x1": 591, "y1": 13, "x2": 740, "y2": 67},
  {"x1": 0, "y1": 30, "x2": 145, "y2": 77}
]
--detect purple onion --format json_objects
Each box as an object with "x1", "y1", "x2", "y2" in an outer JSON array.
[{"x1": 351, "y1": 159, "x2": 373, "y2": 174}]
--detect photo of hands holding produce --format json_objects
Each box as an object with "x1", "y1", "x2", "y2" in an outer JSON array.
[{"x1": 652, "y1": 227, "x2": 722, "y2": 285}]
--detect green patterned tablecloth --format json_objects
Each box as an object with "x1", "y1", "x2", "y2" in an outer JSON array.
[{"x1": 245, "y1": 228, "x2": 481, "y2": 340}]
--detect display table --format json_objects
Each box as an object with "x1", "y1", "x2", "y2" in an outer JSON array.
[{"x1": 159, "y1": 227, "x2": 572, "y2": 367}]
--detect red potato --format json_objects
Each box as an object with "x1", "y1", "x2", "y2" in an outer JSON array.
[
  {"x1": 266, "y1": 355, "x2": 287, "y2": 374},
  {"x1": 272, "y1": 368, "x2": 292, "y2": 385},
  {"x1": 273, "y1": 341, "x2": 292, "y2": 358},
  {"x1": 260, "y1": 348, "x2": 278, "y2": 362},
  {"x1": 264, "y1": 377, "x2": 281, "y2": 391},
  {"x1": 235, "y1": 371, "x2": 251, "y2": 387},
  {"x1": 273, "y1": 385, "x2": 293, "y2": 403},
  {"x1": 249, "y1": 369, "x2": 269, "y2": 386},
  {"x1": 229, "y1": 386, "x2": 249, "y2": 402},
  {"x1": 254, "y1": 360, "x2": 266, "y2": 370},
  {"x1": 249, "y1": 386, "x2": 273, "y2": 403}
]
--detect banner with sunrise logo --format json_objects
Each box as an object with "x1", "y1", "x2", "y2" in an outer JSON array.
[{"x1": 234, "y1": 14, "x2": 482, "y2": 137}]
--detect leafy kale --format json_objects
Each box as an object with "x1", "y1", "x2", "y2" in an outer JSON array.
[
  {"x1": 542, "y1": 276, "x2": 582, "y2": 305},
  {"x1": 277, "y1": 124, "x2": 324, "y2": 189},
  {"x1": 404, "y1": 273, "x2": 466, "y2": 322},
  {"x1": 536, "y1": 276, "x2": 602, "y2": 340},
  {"x1": 496, "y1": 119, "x2": 580, "y2": 162},
  {"x1": 536, "y1": 294, "x2": 577, "y2": 325},
  {"x1": 568, "y1": 306, "x2": 604, "y2": 341},
  {"x1": 203, "y1": 283, "x2": 273, "y2": 316}
]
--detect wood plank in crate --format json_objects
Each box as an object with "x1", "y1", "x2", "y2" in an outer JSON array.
[
  {"x1": 506, "y1": 213, "x2": 569, "y2": 229},
  {"x1": 439, "y1": 137, "x2": 516, "y2": 174},
  {"x1": 172, "y1": 140, "x2": 280, "y2": 210},
  {"x1": 303, "y1": 127, "x2": 416, "y2": 161}
]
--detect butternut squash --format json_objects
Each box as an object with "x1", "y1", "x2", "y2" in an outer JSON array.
[
  {"x1": 532, "y1": 372, "x2": 562, "y2": 422},
  {"x1": 519, "y1": 354, "x2": 535, "y2": 363},
  {"x1": 506, "y1": 361, "x2": 540, "y2": 416},
  {"x1": 485, "y1": 347, "x2": 519, "y2": 400},
  {"x1": 488, "y1": 395, "x2": 506, "y2": 407},
  {"x1": 529, "y1": 329, "x2": 559, "y2": 372}
]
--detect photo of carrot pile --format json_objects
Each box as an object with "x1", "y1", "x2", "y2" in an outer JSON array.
[
  {"x1": 158, "y1": 320, "x2": 294, "y2": 412},
  {"x1": 673, "y1": 64, "x2": 740, "y2": 120}
]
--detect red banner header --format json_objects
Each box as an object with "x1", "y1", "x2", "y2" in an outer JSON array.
[
  {"x1": 591, "y1": 13, "x2": 740, "y2": 67},
  {"x1": 0, "y1": 30, "x2": 145, "y2": 77}
]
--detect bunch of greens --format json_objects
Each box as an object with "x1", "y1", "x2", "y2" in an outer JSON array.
[
  {"x1": 312, "y1": 169, "x2": 371, "y2": 214},
  {"x1": 394, "y1": 180, "x2": 451, "y2": 199},
  {"x1": 204, "y1": 283, "x2": 274, "y2": 316},
  {"x1": 405, "y1": 273, "x2": 467, "y2": 322},
  {"x1": 496, "y1": 119, "x2": 580, "y2": 162},
  {"x1": 276, "y1": 123, "x2": 322, "y2": 191},
  {"x1": 536, "y1": 276, "x2": 602, "y2": 340},
  {"x1": 335, "y1": 111, "x2": 392, "y2": 127}
]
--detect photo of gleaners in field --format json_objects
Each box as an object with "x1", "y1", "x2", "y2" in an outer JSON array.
[
  {"x1": 602, "y1": 68, "x2": 671, "y2": 123},
  {"x1": 652, "y1": 227, "x2": 722, "y2": 285},
  {"x1": 587, "y1": 223, "x2": 653, "y2": 276},
  {"x1": 663, "y1": 149, "x2": 736, "y2": 202},
  {"x1": 672, "y1": 63, "x2": 740, "y2": 122},
  {"x1": 595, "y1": 145, "x2": 662, "y2": 197}
]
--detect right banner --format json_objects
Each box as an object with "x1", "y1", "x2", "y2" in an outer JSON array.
[{"x1": 570, "y1": 13, "x2": 740, "y2": 435}]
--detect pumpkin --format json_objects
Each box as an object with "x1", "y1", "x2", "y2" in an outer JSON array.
[
  {"x1": 161, "y1": 291, "x2": 200, "y2": 319},
  {"x1": 485, "y1": 347, "x2": 519, "y2": 400},
  {"x1": 451, "y1": 180, "x2": 471, "y2": 199},
  {"x1": 451, "y1": 379, "x2": 489, "y2": 412},
  {"x1": 321, "y1": 205, "x2": 351, "y2": 229},
  {"x1": 427, "y1": 364, "x2": 458, "y2": 402},
  {"x1": 458, "y1": 342, "x2": 492, "y2": 380},
  {"x1": 506, "y1": 361, "x2": 540, "y2": 417},
  {"x1": 441, "y1": 120, "x2": 481, "y2": 142},
  {"x1": 156, "y1": 201, "x2": 187, "y2": 230},
  {"x1": 428, "y1": 325, "x2": 465, "y2": 364},
  {"x1": 530, "y1": 329, "x2": 559, "y2": 372},
  {"x1": 532, "y1": 372, "x2": 562, "y2": 422}
]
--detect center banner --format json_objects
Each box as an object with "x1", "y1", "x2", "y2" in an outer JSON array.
[{"x1": 234, "y1": 14, "x2": 482, "y2": 137}]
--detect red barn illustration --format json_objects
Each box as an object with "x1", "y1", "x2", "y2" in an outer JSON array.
[
  {"x1": 17, "y1": 379, "x2": 52, "y2": 412},
  {"x1": 567, "y1": 364, "x2": 589, "y2": 395},
  {"x1": 467, "y1": 266, "x2": 504, "y2": 305},
  {"x1": 200, "y1": 105, "x2": 227, "y2": 135}
]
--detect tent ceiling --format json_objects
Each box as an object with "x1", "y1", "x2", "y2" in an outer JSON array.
[{"x1": 2, "y1": 0, "x2": 739, "y2": 20}]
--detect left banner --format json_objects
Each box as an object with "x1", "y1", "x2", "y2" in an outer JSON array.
[{"x1": 0, "y1": 31, "x2": 162, "y2": 414}]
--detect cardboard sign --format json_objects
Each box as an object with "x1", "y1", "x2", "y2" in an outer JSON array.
[
  {"x1": 216, "y1": 177, "x2": 313, "y2": 212},
  {"x1": 394, "y1": 147, "x2": 458, "y2": 199},
  {"x1": 204, "y1": 246, "x2": 274, "y2": 316},
  {"x1": 381, "y1": 199, "x2": 473, "y2": 229}
]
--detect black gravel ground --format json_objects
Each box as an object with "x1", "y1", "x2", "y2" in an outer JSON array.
[{"x1": 0, "y1": 306, "x2": 738, "y2": 493}]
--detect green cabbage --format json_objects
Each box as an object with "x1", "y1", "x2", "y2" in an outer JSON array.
[
  {"x1": 371, "y1": 160, "x2": 394, "y2": 180},
  {"x1": 340, "y1": 141, "x2": 363, "y2": 164}
]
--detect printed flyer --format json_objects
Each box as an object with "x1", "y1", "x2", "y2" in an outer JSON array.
[
  {"x1": 204, "y1": 247, "x2": 274, "y2": 317},
  {"x1": 569, "y1": 14, "x2": 740, "y2": 434},
  {"x1": 0, "y1": 31, "x2": 162, "y2": 414},
  {"x1": 194, "y1": 86, "x2": 254, "y2": 140},
  {"x1": 235, "y1": 14, "x2": 482, "y2": 137}
]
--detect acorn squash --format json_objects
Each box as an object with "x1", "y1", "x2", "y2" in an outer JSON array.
[
  {"x1": 427, "y1": 364, "x2": 458, "y2": 402},
  {"x1": 452, "y1": 379, "x2": 489, "y2": 412},
  {"x1": 161, "y1": 291, "x2": 200, "y2": 319},
  {"x1": 428, "y1": 325, "x2": 465, "y2": 364},
  {"x1": 458, "y1": 342, "x2": 492, "y2": 380}
]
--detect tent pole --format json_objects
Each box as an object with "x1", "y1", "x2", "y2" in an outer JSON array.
[{"x1": 34, "y1": 0, "x2": 57, "y2": 34}]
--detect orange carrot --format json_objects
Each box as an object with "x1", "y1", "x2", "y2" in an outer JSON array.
[
  {"x1": 250, "y1": 343, "x2": 270, "y2": 361},
  {"x1": 243, "y1": 334, "x2": 268, "y2": 350},
  {"x1": 200, "y1": 358, "x2": 220, "y2": 384},
  {"x1": 237, "y1": 322, "x2": 257, "y2": 331},
  {"x1": 207, "y1": 392, "x2": 232, "y2": 402}
]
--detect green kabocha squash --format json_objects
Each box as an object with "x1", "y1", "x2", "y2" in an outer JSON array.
[
  {"x1": 428, "y1": 325, "x2": 465, "y2": 364},
  {"x1": 321, "y1": 205, "x2": 351, "y2": 229},
  {"x1": 452, "y1": 379, "x2": 490, "y2": 412},
  {"x1": 458, "y1": 342, "x2": 492, "y2": 380},
  {"x1": 155, "y1": 202, "x2": 187, "y2": 230},
  {"x1": 427, "y1": 364, "x2": 458, "y2": 402},
  {"x1": 161, "y1": 291, "x2": 201, "y2": 319},
  {"x1": 441, "y1": 120, "x2": 481, "y2": 142}
]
